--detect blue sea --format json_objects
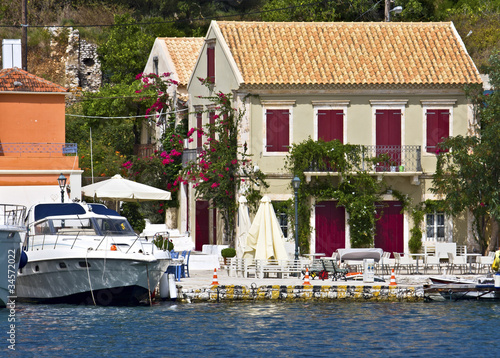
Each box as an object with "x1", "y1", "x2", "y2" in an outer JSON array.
[{"x1": 2, "y1": 300, "x2": 499, "y2": 357}]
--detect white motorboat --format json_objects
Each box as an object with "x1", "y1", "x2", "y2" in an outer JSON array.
[
  {"x1": 17, "y1": 202, "x2": 171, "y2": 305},
  {"x1": 425, "y1": 276, "x2": 499, "y2": 301},
  {"x1": 0, "y1": 204, "x2": 27, "y2": 307}
]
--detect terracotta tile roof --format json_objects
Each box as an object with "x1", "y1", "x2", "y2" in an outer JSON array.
[
  {"x1": 161, "y1": 37, "x2": 204, "y2": 86},
  {"x1": 215, "y1": 21, "x2": 482, "y2": 87},
  {"x1": 0, "y1": 67, "x2": 68, "y2": 92}
]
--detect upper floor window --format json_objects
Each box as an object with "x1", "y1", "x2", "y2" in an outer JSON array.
[
  {"x1": 262, "y1": 100, "x2": 295, "y2": 155},
  {"x1": 312, "y1": 101, "x2": 349, "y2": 143},
  {"x1": 207, "y1": 43, "x2": 215, "y2": 84},
  {"x1": 421, "y1": 100, "x2": 456, "y2": 155},
  {"x1": 196, "y1": 112, "x2": 203, "y2": 149},
  {"x1": 426, "y1": 109, "x2": 450, "y2": 154},
  {"x1": 153, "y1": 56, "x2": 158, "y2": 75}
]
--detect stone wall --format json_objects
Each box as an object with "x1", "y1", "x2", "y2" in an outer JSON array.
[{"x1": 65, "y1": 29, "x2": 101, "y2": 93}]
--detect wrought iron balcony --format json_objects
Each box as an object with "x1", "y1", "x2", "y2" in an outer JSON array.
[
  {"x1": 0, "y1": 143, "x2": 77, "y2": 156},
  {"x1": 307, "y1": 145, "x2": 422, "y2": 173}
]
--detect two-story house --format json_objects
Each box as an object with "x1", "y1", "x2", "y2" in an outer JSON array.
[
  {"x1": 185, "y1": 21, "x2": 482, "y2": 255},
  {"x1": 0, "y1": 67, "x2": 81, "y2": 207}
]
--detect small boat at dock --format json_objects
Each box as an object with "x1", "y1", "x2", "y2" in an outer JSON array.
[{"x1": 425, "y1": 276, "x2": 499, "y2": 301}]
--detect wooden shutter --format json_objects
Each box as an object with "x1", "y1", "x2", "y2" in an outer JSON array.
[
  {"x1": 207, "y1": 47, "x2": 215, "y2": 84},
  {"x1": 426, "y1": 110, "x2": 450, "y2": 153},
  {"x1": 196, "y1": 112, "x2": 203, "y2": 148},
  {"x1": 266, "y1": 110, "x2": 290, "y2": 152},
  {"x1": 317, "y1": 110, "x2": 344, "y2": 143}
]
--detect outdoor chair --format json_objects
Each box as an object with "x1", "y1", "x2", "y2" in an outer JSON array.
[
  {"x1": 305, "y1": 259, "x2": 325, "y2": 279},
  {"x1": 424, "y1": 254, "x2": 442, "y2": 274},
  {"x1": 477, "y1": 252, "x2": 494, "y2": 274},
  {"x1": 181, "y1": 250, "x2": 191, "y2": 278},
  {"x1": 393, "y1": 252, "x2": 414, "y2": 274},
  {"x1": 447, "y1": 252, "x2": 467, "y2": 274},
  {"x1": 321, "y1": 259, "x2": 348, "y2": 281},
  {"x1": 170, "y1": 251, "x2": 183, "y2": 281}
]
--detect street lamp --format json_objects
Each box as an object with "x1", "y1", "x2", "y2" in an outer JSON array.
[
  {"x1": 57, "y1": 173, "x2": 67, "y2": 203},
  {"x1": 292, "y1": 176, "x2": 301, "y2": 261},
  {"x1": 385, "y1": 0, "x2": 402, "y2": 22}
]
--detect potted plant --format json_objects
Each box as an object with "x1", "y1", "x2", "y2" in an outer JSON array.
[
  {"x1": 221, "y1": 247, "x2": 236, "y2": 265},
  {"x1": 153, "y1": 235, "x2": 174, "y2": 251}
]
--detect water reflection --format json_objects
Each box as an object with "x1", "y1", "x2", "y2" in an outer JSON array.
[{"x1": 3, "y1": 301, "x2": 499, "y2": 357}]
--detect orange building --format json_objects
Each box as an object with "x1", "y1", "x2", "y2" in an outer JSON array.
[{"x1": 0, "y1": 67, "x2": 82, "y2": 206}]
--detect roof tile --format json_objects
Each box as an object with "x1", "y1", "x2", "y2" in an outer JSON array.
[
  {"x1": 216, "y1": 21, "x2": 481, "y2": 86},
  {"x1": 0, "y1": 67, "x2": 68, "y2": 92},
  {"x1": 161, "y1": 37, "x2": 204, "y2": 86}
]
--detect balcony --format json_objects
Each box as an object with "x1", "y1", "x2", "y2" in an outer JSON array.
[
  {"x1": 0, "y1": 142, "x2": 77, "y2": 156},
  {"x1": 304, "y1": 145, "x2": 422, "y2": 184},
  {"x1": 134, "y1": 143, "x2": 156, "y2": 158}
]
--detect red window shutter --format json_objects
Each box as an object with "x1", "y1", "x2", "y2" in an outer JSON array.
[
  {"x1": 209, "y1": 111, "x2": 216, "y2": 148},
  {"x1": 426, "y1": 110, "x2": 450, "y2": 153},
  {"x1": 318, "y1": 110, "x2": 343, "y2": 142},
  {"x1": 196, "y1": 112, "x2": 203, "y2": 148},
  {"x1": 376, "y1": 110, "x2": 401, "y2": 168},
  {"x1": 266, "y1": 110, "x2": 289, "y2": 152},
  {"x1": 207, "y1": 47, "x2": 215, "y2": 84}
]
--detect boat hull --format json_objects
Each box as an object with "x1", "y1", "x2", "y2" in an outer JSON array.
[
  {"x1": 16, "y1": 251, "x2": 170, "y2": 306},
  {"x1": 0, "y1": 228, "x2": 24, "y2": 307}
]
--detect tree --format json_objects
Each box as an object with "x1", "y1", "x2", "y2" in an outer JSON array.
[
  {"x1": 180, "y1": 81, "x2": 267, "y2": 245},
  {"x1": 432, "y1": 51, "x2": 500, "y2": 254}
]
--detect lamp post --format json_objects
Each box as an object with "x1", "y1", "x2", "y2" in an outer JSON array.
[
  {"x1": 57, "y1": 173, "x2": 67, "y2": 203},
  {"x1": 292, "y1": 176, "x2": 301, "y2": 261},
  {"x1": 385, "y1": 0, "x2": 402, "y2": 22}
]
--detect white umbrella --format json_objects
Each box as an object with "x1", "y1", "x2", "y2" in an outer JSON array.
[
  {"x1": 82, "y1": 174, "x2": 171, "y2": 205},
  {"x1": 243, "y1": 196, "x2": 288, "y2": 261},
  {"x1": 236, "y1": 196, "x2": 251, "y2": 258}
]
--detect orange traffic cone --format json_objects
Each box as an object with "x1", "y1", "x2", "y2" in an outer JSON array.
[
  {"x1": 211, "y1": 268, "x2": 219, "y2": 286},
  {"x1": 389, "y1": 268, "x2": 397, "y2": 286},
  {"x1": 303, "y1": 267, "x2": 311, "y2": 285}
]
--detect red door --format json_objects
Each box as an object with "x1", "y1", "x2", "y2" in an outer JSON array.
[
  {"x1": 374, "y1": 201, "x2": 404, "y2": 256},
  {"x1": 315, "y1": 201, "x2": 345, "y2": 256},
  {"x1": 376, "y1": 110, "x2": 401, "y2": 170},
  {"x1": 195, "y1": 200, "x2": 210, "y2": 251}
]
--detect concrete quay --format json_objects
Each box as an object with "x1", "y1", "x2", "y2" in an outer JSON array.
[{"x1": 168, "y1": 269, "x2": 480, "y2": 303}]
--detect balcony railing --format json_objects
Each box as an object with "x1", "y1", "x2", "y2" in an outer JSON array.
[
  {"x1": 134, "y1": 143, "x2": 156, "y2": 158},
  {"x1": 0, "y1": 143, "x2": 77, "y2": 156},
  {"x1": 308, "y1": 145, "x2": 422, "y2": 173}
]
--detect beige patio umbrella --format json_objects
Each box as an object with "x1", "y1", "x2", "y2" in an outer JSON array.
[
  {"x1": 236, "y1": 196, "x2": 251, "y2": 258},
  {"x1": 243, "y1": 196, "x2": 288, "y2": 261},
  {"x1": 82, "y1": 174, "x2": 171, "y2": 210}
]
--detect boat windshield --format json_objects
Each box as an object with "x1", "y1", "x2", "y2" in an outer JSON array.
[
  {"x1": 94, "y1": 218, "x2": 135, "y2": 236},
  {"x1": 35, "y1": 218, "x2": 99, "y2": 236}
]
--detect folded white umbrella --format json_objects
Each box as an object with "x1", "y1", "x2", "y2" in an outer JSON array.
[
  {"x1": 236, "y1": 196, "x2": 251, "y2": 258},
  {"x1": 243, "y1": 196, "x2": 288, "y2": 261},
  {"x1": 82, "y1": 174, "x2": 171, "y2": 202}
]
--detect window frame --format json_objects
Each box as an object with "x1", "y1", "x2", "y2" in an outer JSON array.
[
  {"x1": 312, "y1": 100, "x2": 349, "y2": 143},
  {"x1": 421, "y1": 100, "x2": 456, "y2": 157},
  {"x1": 261, "y1": 100, "x2": 295, "y2": 156}
]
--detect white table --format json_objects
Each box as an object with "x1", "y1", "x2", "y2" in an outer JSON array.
[{"x1": 411, "y1": 253, "x2": 426, "y2": 274}]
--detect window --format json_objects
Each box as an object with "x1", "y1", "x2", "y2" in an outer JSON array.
[
  {"x1": 265, "y1": 109, "x2": 290, "y2": 153},
  {"x1": 196, "y1": 112, "x2": 203, "y2": 148},
  {"x1": 273, "y1": 201, "x2": 290, "y2": 238},
  {"x1": 426, "y1": 212, "x2": 445, "y2": 241},
  {"x1": 153, "y1": 56, "x2": 158, "y2": 75},
  {"x1": 426, "y1": 109, "x2": 450, "y2": 153},
  {"x1": 317, "y1": 109, "x2": 344, "y2": 142},
  {"x1": 207, "y1": 45, "x2": 215, "y2": 84}
]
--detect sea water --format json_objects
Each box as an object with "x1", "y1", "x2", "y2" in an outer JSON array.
[{"x1": 2, "y1": 300, "x2": 499, "y2": 357}]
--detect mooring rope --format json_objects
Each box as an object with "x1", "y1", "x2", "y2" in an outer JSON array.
[
  {"x1": 146, "y1": 263, "x2": 152, "y2": 307},
  {"x1": 86, "y1": 250, "x2": 96, "y2": 306}
]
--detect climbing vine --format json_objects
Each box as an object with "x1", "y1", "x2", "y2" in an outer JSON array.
[{"x1": 285, "y1": 138, "x2": 387, "y2": 252}]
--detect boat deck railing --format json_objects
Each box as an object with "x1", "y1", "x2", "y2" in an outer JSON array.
[{"x1": 0, "y1": 204, "x2": 26, "y2": 226}]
